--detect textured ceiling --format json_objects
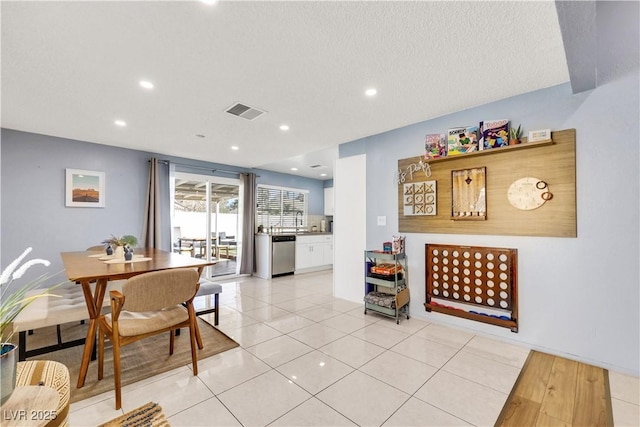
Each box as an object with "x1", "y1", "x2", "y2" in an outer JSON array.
[{"x1": 1, "y1": 1, "x2": 569, "y2": 179}]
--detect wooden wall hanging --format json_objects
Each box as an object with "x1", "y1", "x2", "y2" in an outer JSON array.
[
  {"x1": 398, "y1": 129, "x2": 576, "y2": 238},
  {"x1": 425, "y1": 243, "x2": 518, "y2": 332},
  {"x1": 451, "y1": 167, "x2": 486, "y2": 220}
]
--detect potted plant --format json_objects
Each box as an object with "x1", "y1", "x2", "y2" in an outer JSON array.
[
  {"x1": 1, "y1": 248, "x2": 57, "y2": 404},
  {"x1": 509, "y1": 124, "x2": 522, "y2": 145},
  {"x1": 101, "y1": 234, "x2": 138, "y2": 259}
]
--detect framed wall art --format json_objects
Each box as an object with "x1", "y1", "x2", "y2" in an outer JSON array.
[
  {"x1": 451, "y1": 166, "x2": 486, "y2": 220},
  {"x1": 65, "y1": 168, "x2": 105, "y2": 207}
]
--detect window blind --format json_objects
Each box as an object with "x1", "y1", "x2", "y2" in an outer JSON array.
[{"x1": 256, "y1": 186, "x2": 307, "y2": 229}]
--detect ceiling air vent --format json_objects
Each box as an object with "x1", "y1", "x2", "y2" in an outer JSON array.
[
  {"x1": 309, "y1": 164, "x2": 324, "y2": 169},
  {"x1": 225, "y1": 103, "x2": 266, "y2": 121}
]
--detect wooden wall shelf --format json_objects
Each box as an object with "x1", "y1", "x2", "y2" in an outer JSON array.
[
  {"x1": 424, "y1": 139, "x2": 554, "y2": 164},
  {"x1": 398, "y1": 129, "x2": 576, "y2": 238}
]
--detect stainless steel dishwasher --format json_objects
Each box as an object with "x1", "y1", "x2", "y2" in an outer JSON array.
[{"x1": 271, "y1": 235, "x2": 296, "y2": 277}]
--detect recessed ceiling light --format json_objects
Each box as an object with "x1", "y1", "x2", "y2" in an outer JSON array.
[
  {"x1": 280, "y1": 124, "x2": 290, "y2": 131},
  {"x1": 139, "y1": 80, "x2": 154, "y2": 89},
  {"x1": 365, "y1": 88, "x2": 377, "y2": 97},
  {"x1": 200, "y1": 0, "x2": 218, "y2": 5},
  {"x1": 291, "y1": 167, "x2": 298, "y2": 171},
  {"x1": 231, "y1": 146, "x2": 239, "y2": 151},
  {"x1": 114, "y1": 120, "x2": 126, "y2": 127},
  {"x1": 320, "y1": 173, "x2": 327, "y2": 177}
]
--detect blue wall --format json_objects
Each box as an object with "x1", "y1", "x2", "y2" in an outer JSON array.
[
  {"x1": 348, "y1": 75, "x2": 639, "y2": 374},
  {"x1": 334, "y1": 1, "x2": 639, "y2": 373},
  {"x1": 1, "y1": 131, "x2": 150, "y2": 284},
  {"x1": 0, "y1": 129, "x2": 326, "y2": 281}
]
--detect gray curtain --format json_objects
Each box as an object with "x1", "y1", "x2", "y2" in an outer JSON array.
[
  {"x1": 141, "y1": 158, "x2": 162, "y2": 248},
  {"x1": 239, "y1": 172, "x2": 256, "y2": 274}
]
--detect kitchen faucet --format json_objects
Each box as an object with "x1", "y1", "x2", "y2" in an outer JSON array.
[{"x1": 295, "y1": 211, "x2": 303, "y2": 233}]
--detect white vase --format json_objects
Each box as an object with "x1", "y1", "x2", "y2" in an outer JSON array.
[
  {"x1": 1, "y1": 343, "x2": 18, "y2": 405},
  {"x1": 114, "y1": 245, "x2": 125, "y2": 259}
]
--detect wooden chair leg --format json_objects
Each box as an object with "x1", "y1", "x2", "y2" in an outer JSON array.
[
  {"x1": 98, "y1": 325, "x2": 104, "y2": 380},
  {"x1": 189, "y1": 318, "x2": 198, "y2": 376},
  {"x1": 18, "y1": 331, "x2": 26, "y2": 361},
  {"x1": 194, "y1": 319, "x2": 203, "y2": 350},
  {"x1": 214, "y1": 293, "x2": 220, "y2": 326},
  {"x1": 169, "y1": 330, "x2": 175, "y2": 355},
  {"x1": 112, "y1": 335, "x2": 122, "y2": 410}
]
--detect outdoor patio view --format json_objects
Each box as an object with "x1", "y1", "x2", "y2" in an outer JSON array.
[{"x1": 173, "y1": 178, "x2": 239, "y2": 277}]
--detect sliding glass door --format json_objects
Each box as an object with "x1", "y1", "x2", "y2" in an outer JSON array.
[{"x1": 172, "y1": 172, "x2": 240, "y2": 277}]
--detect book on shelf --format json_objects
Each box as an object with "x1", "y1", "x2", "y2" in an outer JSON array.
[
  {"x1": 447, "y1": 126, "x2": 479, "y2": 155},
  {"x1": 479, "y1": 119, "x2": 509, "y2": 150},
  {"x1": 424, "y1": 133, "x2": 446, "y2": 159}
]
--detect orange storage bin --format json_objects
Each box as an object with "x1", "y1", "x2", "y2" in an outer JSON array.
[{"x1": 370, "y1": 263, "x2": 403, "y2": 275}]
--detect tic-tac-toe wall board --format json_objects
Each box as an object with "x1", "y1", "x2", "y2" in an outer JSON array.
[
  {"x1": 403, "y1": 180, "x2": 436, "y2": 216},
  {"x1": 425, "y1": 243, "x2": 518, "y2": 332}
]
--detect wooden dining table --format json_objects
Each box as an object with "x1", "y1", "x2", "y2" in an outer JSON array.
[{"x1": 60, "y1": 248, "x2": 215, "y2": 388}]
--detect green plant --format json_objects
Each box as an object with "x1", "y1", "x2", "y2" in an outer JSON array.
[
  {"x1": 510, "y1": 124, "x2": 522, "y2": 140},
  {"x1": 101, "y1": 234, "x2": 138, "y2": 248},
  {"x1": 1, "y1": 248, "x2": 58, "y2": 345}
]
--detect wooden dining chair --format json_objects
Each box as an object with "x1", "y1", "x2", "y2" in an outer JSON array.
[{"x1": 97, "y1": 268, "x2": 200, "y2": 409}]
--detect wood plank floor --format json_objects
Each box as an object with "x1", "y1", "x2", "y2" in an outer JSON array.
[{"x1": 495, "y1": 350, "x2": 614, "y2": 426}]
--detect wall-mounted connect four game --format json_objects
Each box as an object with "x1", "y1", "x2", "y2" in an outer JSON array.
[{"x1": 425, "y1": 243, "x2": 518, "y2": 332}]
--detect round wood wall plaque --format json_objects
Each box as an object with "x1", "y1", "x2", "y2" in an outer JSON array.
[{"x1": 507, "y1": 177, "x2": 549, "y2": 210}]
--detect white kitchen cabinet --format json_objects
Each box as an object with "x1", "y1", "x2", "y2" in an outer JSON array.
[
  {"x1": 295, "y1": 241, "x2": 315, "y2": 270},
  {"x1": 324, "y1": 187, "x2": 334, "y2": 216},
  {"x1": 295, "y1": 234, "x2": 333, "y2": 272},
  {"x1": 254, "y1": 234, "x2": 272, "y2": 279},
  {"x1": 323, "y1": 240, "x2": 333, "y2": 265}
]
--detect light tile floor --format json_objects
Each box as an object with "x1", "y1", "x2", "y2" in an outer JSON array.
[{"x1": 69, "y1": 270, "x2": 640, "y2": 426}]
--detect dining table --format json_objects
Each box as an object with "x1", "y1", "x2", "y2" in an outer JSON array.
[{"x1": 60, "y1": 248, "x2": 215, "y2": 388}]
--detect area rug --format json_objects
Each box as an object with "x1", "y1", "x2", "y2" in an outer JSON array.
[
  {"x1": 25, "y1": 318, "x2": 238, "y2": 403},
  {"x1": 99, "y1": 402, "x2": 170, "y2": 427}
]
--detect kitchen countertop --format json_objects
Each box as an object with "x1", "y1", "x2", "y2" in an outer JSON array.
[
  {"x1": 256, "y1": 232, "x2": 333, "y2": 236},
  {"x1": 254, "y1": 231, "x2": 333, "y2": 279}
]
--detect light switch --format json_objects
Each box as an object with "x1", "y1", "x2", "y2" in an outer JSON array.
[{"x1": 377, "y1": 216, "x2": 386, "y2": 226}]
